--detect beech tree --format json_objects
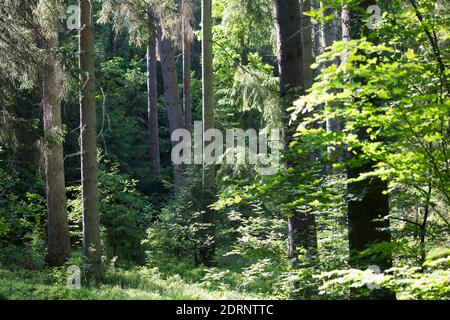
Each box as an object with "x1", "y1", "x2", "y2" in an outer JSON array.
[
  {"x1": 344, "y1": 0, "x2": 395, "y2": 300},
  {"x1": 274, "y1": 0, "x2": 318, "y2": 298}
]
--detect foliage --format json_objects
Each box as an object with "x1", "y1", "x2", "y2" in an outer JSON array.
[
  {"x1": 68, "y1": 160, "x2": 151, "y2": 265},
  {"x1": 0, "y1": 169, "x2": 47, "y2": 269},
  {"x1": 0, "y1": 267, "x2": 261, "y2": 300}
]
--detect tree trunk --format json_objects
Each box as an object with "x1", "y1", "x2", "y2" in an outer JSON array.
[
  {"x1": 312, "y1": 0, "x2": 322, "y2": 58},
  {"x1": 79, "y1": 0, "x2": 104, "y2": 281},
  {"x1": 344, "y1": 1, "x2": 395, "y2": 300},
  {"x1": 347, "y1": 165, "x2": 394, "y2": 299},
  {"x1": 147, "y1": 13, "x2": 161, "y2": 175},
  {"x1": 322, "y1": 5, "x2": 337, "y2": 49},
  {"x1": 323, "y1": 4, "x2": 340, "y2": 167},
  {"x1": 274, "y1": 0, "x2": 317, "y2": 299},
  {"x1": 182, "y1": 0, "x2": 193, "y2": 132},
  {"x1": 301, "y1": 0, "x2": 314, "y2": 90},
  {"x1": 274, "y1": 0, "x2": 304, "y2": 99},
  {"x1": 156, "y1": 23, "x2": 184, "y2": 189},
  {"x1": 197, "y1": 0, "x2": 216, "y2": 267},
  {"x1": 41, "y1": 33, "x2": 70, "y2": 267}
]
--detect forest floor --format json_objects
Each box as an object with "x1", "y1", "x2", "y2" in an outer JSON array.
[{"x1": 0, "y1": 267, "x2": 263, "y2": 300}]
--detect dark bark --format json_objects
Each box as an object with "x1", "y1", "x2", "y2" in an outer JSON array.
[
  {"x1": 156, "y1": 23, "x2": 184, "y2": 189},
  {"x1": 301, "y1": 0, "x2": 314, "y2": 90},
  {"x1": 274, "y1": 0, "x2": 317, "y2": 299},
  {"x1": 274, "y1": 0, "x2": 304, "y2": 98},
  {"x1": 41, "y1": 34, "x2": 70, "y2": 267},
  {"x1": 147, "y1": 14, "x2": 161, "y2": 175},
  {"x1": 344, "y1": 1, "x2": 394, "y2": 300},
  {"x1": 79, "y1": 0, "x2": 104, "y2": 281},
  {"x1": 347, "y1": 164, "x2": 394, "y2": 300}
]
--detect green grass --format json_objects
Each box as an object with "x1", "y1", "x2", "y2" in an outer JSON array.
[{"x1": 0, "y1": 267, "x2": 265, "y2": 300}]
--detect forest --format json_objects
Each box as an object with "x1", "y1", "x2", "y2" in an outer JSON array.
[{"x1": 0, "y1": 0, "x2": 449, "y2": 301}]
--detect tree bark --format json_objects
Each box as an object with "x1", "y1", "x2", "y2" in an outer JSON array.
[
  {"x1": 344, "y1": 1, "x2": 395, "y2": 300},
  {"x1": 41, "y1": 33, "x2": 70, "y2": 267},
  {"x1": 312, "y1": 0, "x2": 322, "y2": 58},
  {"x1": 301, "y1": 0, "x2": 314, "y2": 90},
  {"x1": 182, "y1": 0, "x2": 193, "y2": 132},
  {"x1": 156, "y1": 23, "x2": 184, "y2": 189},
  {"x1": 274, "y1": 0, "x2": 317, "y2": 299},
  {"x1": 79, "y1": 0, "x2": 104, "y2": 281},
  {"x1": 147, "y1": 13, "x2": 161, "y2": 175},
  {"x1": 274, "y1": 0, "x2": 304, "y2": 98},
  {"x1": 324, "y1": 4, "x2": 340, "y2": 168},
  {"x1": 198, "y1": 0, "x2": 216, "y2": 267}
]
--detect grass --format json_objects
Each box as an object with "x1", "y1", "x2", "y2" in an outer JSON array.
[{"x1": 0, "y1": 267, "x2": 265, "y2": 300}]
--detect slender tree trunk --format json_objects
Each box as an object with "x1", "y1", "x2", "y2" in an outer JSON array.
[
  {"x1": 147, "y1": 13, "x2": 161, "y2": 175},
  {"x1": 41, "y1": 33, "x2": 70, "y2": 267},
  {"x1": 156, "y1": 23, "x2": 184, "y2": 189},
  {"x1": 182, "y1": 0, "x2": 193, "y2": 132},
  {"x1": 312, "y1": 0, "x2": 322, "y2": 58},
  {"x1": 344, "y1": 1, "x2": 395, "y2": 300},
  {"x1": 341, "y1": 5, "x2": 351, "y2": 63},
  {"x1": 79, "y1": 0, "x2": 104, "y2": 281},
  {"x1": 274, "y1": 0, "x2": 317, "y2": 299},
  {"x1": 198, "y1": 0, "x2": 216, "y2": 267}
]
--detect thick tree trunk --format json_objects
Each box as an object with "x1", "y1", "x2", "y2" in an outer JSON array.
[
  {"x1": 79, "y1": 0, "x2": 104, "y2": 281},
  {"x1": 322, "y1": 5, "x2": 337, "y2": 49},
  {"x1": 156, "y1": 23, "x2": 184, "y2": 189},
  {"x1": 42, "y1": 34, "x2": 70, "y2": 267},
  {"x1": 182, "y1": 0, "x2": 193, "y2": 132},
  {"x1": 344, "y1": 1, "x2": 395, "y2": 300},
  {"x1": 274, "y1": 0, "x2": 303, "y2": 98},
  {"x1": 301, "y1": 0, "x2": 314, "y2": 90},
  {"x1": 198, "y1": 0, "x2": 216, "y2": 267},
  {"x1": 147, "y1": 14, "x2": 161, "y2": 175},
  {"x1": 274, "y1": 0, "x2": 317, "y2": 299}
]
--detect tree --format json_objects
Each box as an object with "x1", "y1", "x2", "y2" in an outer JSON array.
[
  {"x1": 274, "y1": 0, "x2": 318, "y2": 298},
  {"x1": 198, "y1": 0, "x2": 216, "y2": 266},
  {"x1": 301, "y1": 0, "x2": 314, "y2": 90},
  {"x1": 156, "y1": 21, "x2": 185, "y2": 189},
  {"x1": 147, "y1": 11, "x2": 161, "y2": 175},
  {"x1": 182, "y1": 0, "x2": 194, "y2": 132},
  {"x1": 344, "y1": 1, "x2": 395, "y2": 300},
  {"x1": 79, "y1": 0, "x2": 104, "y2": 280},
  {"x1": 39, "y1": 0, "x2": 70, "y2": 267}
]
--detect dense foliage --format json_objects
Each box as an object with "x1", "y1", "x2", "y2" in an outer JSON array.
[{"x1": 0, "y1": 0, "x2": 448, "y2": 300}]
